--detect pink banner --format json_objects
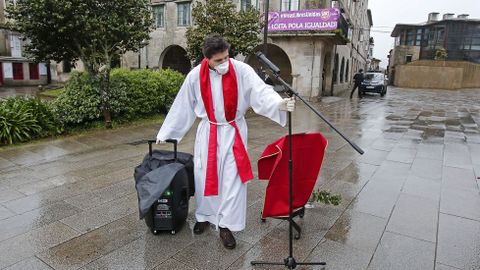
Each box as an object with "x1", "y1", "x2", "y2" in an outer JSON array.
[{"x1": 267, "y1": 8, "x2": 340, "y2": 32}]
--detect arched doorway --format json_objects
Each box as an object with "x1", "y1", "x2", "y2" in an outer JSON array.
[
  {"x1": 245, "y1": 44, "x2": 293, "y2": 90},
  {"x1": 159, "y1": 45, "x2": 191, "y2": 75}
]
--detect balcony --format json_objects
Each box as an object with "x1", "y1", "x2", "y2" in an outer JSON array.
[{"x1": 266, "y1": 8, "x2": 349, "y2": 45}]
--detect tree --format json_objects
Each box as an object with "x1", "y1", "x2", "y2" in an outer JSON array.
[
  {"x1": 435, "y1": 48, "x2": 448, "y2": 61},
  {"x1": 7, "y1": 0, "x2": 154, "y2": 128},
  {"x1": 186, "y1": 0, "x2": 263, "y2": 64}
]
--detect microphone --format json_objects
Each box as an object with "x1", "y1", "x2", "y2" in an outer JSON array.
[{"x1": 255, "y1": 52, "x2": 280, "y2": 75}]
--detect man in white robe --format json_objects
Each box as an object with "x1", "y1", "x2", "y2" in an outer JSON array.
[{"x1": 156, "y1": 34, "x2": 294, "y2": 249}]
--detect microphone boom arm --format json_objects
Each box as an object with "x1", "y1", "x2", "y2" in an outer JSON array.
[{"x1": 256, "y1": 52, "x2": 364, "y2": 155}]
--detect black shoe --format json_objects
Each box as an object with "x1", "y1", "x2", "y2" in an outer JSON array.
[
  {"x1": 219, "y1": 227, "x2": 236, "y2": 249},
  {"x1": 193, "y1": 221, "x2": 209, "y2": 235}
]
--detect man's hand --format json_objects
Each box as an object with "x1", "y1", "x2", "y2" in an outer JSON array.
[{"x1": 278, "y1": 97, "x2": 295, "y2": 112}]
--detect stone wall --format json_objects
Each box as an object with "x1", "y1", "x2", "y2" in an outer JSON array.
[{"x1": 394, "y1": 60, "x2": 480, "y2": 89}]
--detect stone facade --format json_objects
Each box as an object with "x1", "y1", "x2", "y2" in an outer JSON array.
[
  {"x1": 0, "y1": 0, "x2": 51, "y2": 86},
  {"x1": 394, "y1": 60, "x2": 480, "y2": 90},
  {"x1": 122, "y1": 0, "x2": 372, "y2": 98}
]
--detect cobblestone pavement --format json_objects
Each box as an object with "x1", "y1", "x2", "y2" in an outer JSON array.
[{"x1": 0, "y1": 87, "x2": 479, "y2": 270}]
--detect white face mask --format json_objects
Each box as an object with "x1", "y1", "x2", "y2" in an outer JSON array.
[{"x1": 215, "y1": 61, "x2": 229, "y2": 75}]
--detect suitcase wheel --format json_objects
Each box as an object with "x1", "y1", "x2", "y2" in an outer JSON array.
[
  {"x1": 170, "y1": 230, "x2": 176, "y2": 235},
  {"x1": 152, "y1": 230, "x2": 160, "y2": 235}
]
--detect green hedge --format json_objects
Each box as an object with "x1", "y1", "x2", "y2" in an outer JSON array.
[
  {"x1": 52, "y1": 69, "x2": 184, "y2": 126},
  {"x1": 1, "y1": 68, "x2": 184, "y2": 145},
  {"x1": 52, "y1": 71, "x2": 129, "y2": 125},
  {"x1": 110, "y1": 68, "x2": 184, "y2": 119},
  {"x1": 0, "y1": 97, "x2": 62, "y2": 144}
]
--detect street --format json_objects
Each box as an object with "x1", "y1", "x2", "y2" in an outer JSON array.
[{"x1": 0, "y1": 87, "x2": 479, "y2": 270}]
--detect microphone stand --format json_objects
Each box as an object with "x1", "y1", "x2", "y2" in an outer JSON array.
[{"x1": 251, "y1": 53, "x2": 364, "y2": 269}]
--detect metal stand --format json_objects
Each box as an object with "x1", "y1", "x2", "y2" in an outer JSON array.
[{"x1": 251, "y1": 54, "x2": 364, "y2": 269}]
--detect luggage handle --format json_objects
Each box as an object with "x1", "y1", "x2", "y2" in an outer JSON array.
[{"x1": 147, "y1": 139, "x2": 178, "y2": 160}]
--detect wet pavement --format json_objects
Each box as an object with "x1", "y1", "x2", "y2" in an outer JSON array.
[
  {"x1": 0, "y1": 86, "x2": 479, "y2": 270},
  {"x1": 0, "y1": 86, "x2": 41, "y2": 99}
]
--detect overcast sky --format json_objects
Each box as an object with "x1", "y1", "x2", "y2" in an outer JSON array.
[{"x1": 368, "y1": 0, "x2": 480, "y2": 68}]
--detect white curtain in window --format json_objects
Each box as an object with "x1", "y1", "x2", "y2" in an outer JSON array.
[
  {"x1": 177, "y1": 3, "x2": 191, "y2": 26},
  {"x1": 281, "y1": 0, "x2": 298, "y2": 11},
  {"x1": 10, "y1": 34, "x2": 22, "y2": 58},
  {"x1": 153, "y1": 5, "x2": 164, "y2": 28}
]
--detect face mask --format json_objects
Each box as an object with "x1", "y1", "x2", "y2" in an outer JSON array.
[{"x1": 215, "y1": 61, "x2": 229, "y2": 75}]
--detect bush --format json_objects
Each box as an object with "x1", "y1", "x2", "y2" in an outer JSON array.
[
  {"x1": 52, "y1": 71, "x2": 128, "y2": 126},
  {"x1": 110, "y1": 68, "x2": 184, "y2": 119},
  {"x1": 0, "y1": 97, "x2": 61, "y2": 145},
  {"x1": 53, "y1": 69, "x2": 184, "y2": 125}
]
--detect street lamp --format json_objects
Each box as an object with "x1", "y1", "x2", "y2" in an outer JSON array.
[{"x1": 263, "y1": 0, "x2": 270, "y2": 55}]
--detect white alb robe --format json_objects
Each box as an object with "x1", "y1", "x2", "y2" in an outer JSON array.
[{"x1": 156, "y1": 59, "x2": 286, "y2": 231}]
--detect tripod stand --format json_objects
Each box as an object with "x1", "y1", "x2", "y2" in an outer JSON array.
[{"x1": 251, "y1": 52, "x2": 364, "y2": 269}]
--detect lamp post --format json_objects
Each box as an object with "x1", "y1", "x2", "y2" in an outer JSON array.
[{"x1": 263, "y1": 0, "x2": 269, "y2": 55}]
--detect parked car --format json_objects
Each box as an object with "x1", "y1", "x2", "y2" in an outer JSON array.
[{"x1": 360, "y1": 72, "x2": 387, "y2": 96}]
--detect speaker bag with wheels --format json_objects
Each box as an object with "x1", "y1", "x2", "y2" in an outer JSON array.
[{"x1": 143, "y1": 165, "x2": 189, "y2": 235}]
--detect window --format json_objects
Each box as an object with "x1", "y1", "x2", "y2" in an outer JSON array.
[
  {"x1": 305, "y1": 0, "x2": 327, "y2": 9},
  {"x1": 9, "y1": 34, "x2": 22, "y2": 58},
  {"x1": 281, "y1": 0, "x2": 299, "y2": 11},
  {"x1": 406, "y1": 29, "x2": 415, "y2": 46},
  {"x1": 29, "y1": 63, "x2": 39, "y2": 80},
  {"x1": 153, "y1": 5, "x2": 165, "y2": 28},
  {"x1": 13, "y1": 63, "x2": 23, "y2": 80},
  {"x1": 472, "y1": 37, "x2": 480, "y2": 51},
  {"x1": 416, "y1": 29, "x2": 422, "y2": 46},
  {"x1": 240, "y1": 0, "x2": 258, "y2": 10},
  {"x1": 177, "y1": 2, "x2": 191, "y2": 26},
  {"x1": 405, "y1": 55, "x2": 413, "y2": 63},
  {"x1": 5, "y1": 0, "x2": 16, "y2": 8}
]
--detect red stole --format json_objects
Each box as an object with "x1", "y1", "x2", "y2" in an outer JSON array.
[{"x1": 199, "y1": 59, "x2": 254, "y2": 196}]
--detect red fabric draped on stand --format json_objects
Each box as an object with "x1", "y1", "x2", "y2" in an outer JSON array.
[{"x1": 258, "y1": 133, "x2": 328, "y2": 218}]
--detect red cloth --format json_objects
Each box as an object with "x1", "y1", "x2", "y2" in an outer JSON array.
[
  {"x1": 199, "y1": 59, "x2": 253, "y2": 196},
  {"x1": 258, "y1": 133, "x2": 328, "y2": 218}
]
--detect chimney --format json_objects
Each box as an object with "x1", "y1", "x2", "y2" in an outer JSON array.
[
  {"x1": 428, "y1": 12, "x2": 439, "y2": 23},
  {"x1": 443, "y1": 13, "x2": 454, "y2": 20},
  {"x1": 458, "y1": 14, "x2": 469, "y2": 19}
]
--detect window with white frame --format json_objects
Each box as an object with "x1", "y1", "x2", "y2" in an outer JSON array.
[
  {"x1": 153, "y1": 5, "x2": 165, "y2": 28},
  {"x1": 9, "y1": 34, "x2": 22, "y2": 58},
  {"x1": 240, "y1": 0, "x2": 258, "y2": 11},
  {"x1": 5, "y1": 0, "x2": 16, "y2": 8},
  {"x1": 177, "y1": 2, "x2": 191, "y2": 26},
  {"x1": 281, "y1": 0, "x2": 299, "y2": 11}
]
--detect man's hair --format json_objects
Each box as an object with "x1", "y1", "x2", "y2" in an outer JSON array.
[{"x1": 203, "y1": 33, "x2": 230, "y2": 59}]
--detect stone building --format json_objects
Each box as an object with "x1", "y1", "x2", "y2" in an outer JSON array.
[
  {"x1": 0, "y1": 0, "x2": 50, "y2": 86},
  {"x1": 122, "y1": 0, "x2": 373, "y2": 98},
  {"x1": 388, "y1": 12, "x2": 480, "y2": 86}
]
